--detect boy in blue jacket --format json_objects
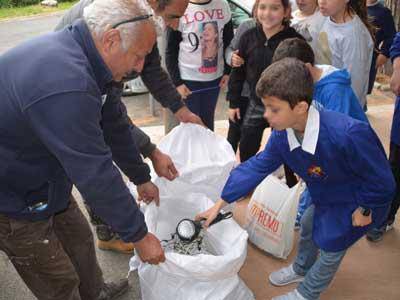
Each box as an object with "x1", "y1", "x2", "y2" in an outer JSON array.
[
  {"x1": 272, "y1": 37, "x2": 369, "y2": 226},
  {"x1": 196, "y1": 58, "x2": 395, "y2": 300}
]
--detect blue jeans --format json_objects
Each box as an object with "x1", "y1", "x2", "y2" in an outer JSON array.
[
  {"x1": 184, "y1": 78, "x2": 221, "y2": 131},
  {"x1": 293, "y1": 205, "x2": 347, "y2": 300},
  {"x1": 296, "y1": 187, "x2": 312, "y2": 225}
]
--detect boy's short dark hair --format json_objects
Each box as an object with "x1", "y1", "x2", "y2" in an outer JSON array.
[
  {"x1": 272, "y1": 38, "x2": 315, "y2": 65},
  {"x1": 256, "y1": 58, "x2": 314, "y2": 108}
]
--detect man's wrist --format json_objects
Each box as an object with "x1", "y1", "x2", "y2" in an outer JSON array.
[{"x1": 148, "y1": 148, "x2": 162, "y2": 162}]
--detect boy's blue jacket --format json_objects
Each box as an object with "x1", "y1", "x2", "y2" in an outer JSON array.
[
  {"x1": 0, "y1": 20, "x2": 150, "y2": 242},
  {"x1": 390, "y1": 32, "x2": 400, "y2": 146},
  {"x1": 314, "y1": 68, "x2": 368, "y2": 123},
  {"x1": 221, "y1": 106, "x2": 395, "y2": 252}
]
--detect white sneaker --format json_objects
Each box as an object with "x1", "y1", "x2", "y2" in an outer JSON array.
[
  {"x1": 272, "y1": 289, "x2": 308, "y2": 300},
  {"x1": 269, "y1": 264, "x2": 305, "y2": 286}
]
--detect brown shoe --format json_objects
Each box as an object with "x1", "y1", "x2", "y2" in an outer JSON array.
[{"x1": 97, "y1": 238, "x2": 135, "y2": 254}]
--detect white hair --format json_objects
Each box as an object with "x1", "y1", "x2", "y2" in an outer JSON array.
[{"x1": 83, "y1": 0, "x2": 155, "y2": 51}]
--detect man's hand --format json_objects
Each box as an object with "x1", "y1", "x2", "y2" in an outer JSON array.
[
  {"x1": 219, "y1": 75, "x2": 229, "y2": 89},
  {"x1": 228, "y1": 108, "x2": 240, "y2": 122},
  {"x1": 134, "y1": 232, "x2": 165, "y2": 265},
  {"x1": 231, "y1": 50, "x2": 244, "y2": 67},
  {"x1": 176, "y1": 84, "x2": 192, "y2": 100},
  {"x1": 352, "y1": 208, "x2": 372, "y2": 227},
  {"x1": 149, "y1": 148, "x2": 179, "y2": 181},
  {"x1": 174, "y1": 106, "x2": 204, "y2": 126},
  {"x1": 137, "y1": 181, "x2": 160, "y2": 206}
]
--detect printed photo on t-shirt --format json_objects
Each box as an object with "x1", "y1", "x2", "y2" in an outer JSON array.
[{"x1": 200, "y1": 21, "x2": 219, "y2": 73}]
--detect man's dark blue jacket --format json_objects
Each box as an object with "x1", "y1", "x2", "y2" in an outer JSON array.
[{"x1": 0, "y1": 20, "x2": 150, "y2": 242}]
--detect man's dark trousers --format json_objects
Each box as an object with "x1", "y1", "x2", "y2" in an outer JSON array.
[{"x1": 0, "y1": 197, "x2": 104, "y2": 300}]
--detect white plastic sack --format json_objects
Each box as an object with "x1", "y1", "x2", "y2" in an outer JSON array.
[
  {"x1": 129, "y1": 124, "x2": 254, "y2": 300},
  {"x1": 155, "y1": 123, "x2": 237, "y2": 202},
  {"x1": 246, "y1": 175, "x2": 302, "y2": 259}
]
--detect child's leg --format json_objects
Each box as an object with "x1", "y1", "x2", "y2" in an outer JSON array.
[
  {"x1": 183, "y1": 80, "x2": 202, "y2": 118},
  {"x1": 239, "y1": 100, "x2": 268, "y2": 161},
  {"x1": 292, "y1": 205, "x2": 319, "y2": 276},
  {"x1": 239, "y1": 124, "x2": 265, "y2": 162},
  {"x1": 184, "y1": 79, "x2": 220, "y2": 131},
  {"x1": 198, "y1": 78, "x2": 221, "y2": 131},
  {"x1": 227, "y1": 97, "x2": 249, "y2": 152},
  {"x1": 367, "y1": 142, "x2": 400, "y2": 241},
  {"x1": 296, "y1": 249, "x2": 346, "y2": 300},
  {"x1": 296, "y1": 187, "x2": 313, "y2": 227}
]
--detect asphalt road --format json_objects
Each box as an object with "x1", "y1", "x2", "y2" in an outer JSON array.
[{"x1": 0, "y1": 12, "x2": 142, "y2": 300}]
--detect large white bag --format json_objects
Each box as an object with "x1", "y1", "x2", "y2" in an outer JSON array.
[
  {"x1": 155, "y1": 123, "x2": 237, "y2": 202},
  {"x1": 246, "y1": 175, "x2": 302, "y2": 259},
  {"x1": 130, "y1": 124, "x2": 254, "y2": 300}
]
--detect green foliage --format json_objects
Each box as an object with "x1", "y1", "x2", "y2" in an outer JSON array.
[
  {"x1": 0, "y1": 0, "x2": 77, "y2": 19},
  {"x1": 0, "y1": 0, "x2": 71, "y2": 8}
]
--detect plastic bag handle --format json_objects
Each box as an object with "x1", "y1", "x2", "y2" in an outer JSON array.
[{"x1": 208, "y1": 212, "x2": 233, "y2": 227}]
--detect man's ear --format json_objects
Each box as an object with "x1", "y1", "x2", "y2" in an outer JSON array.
[{"x1": 101, "y1": 29, "x2": 122, "y2": 55}]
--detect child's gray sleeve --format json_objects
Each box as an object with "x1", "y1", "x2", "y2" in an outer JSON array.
[{"x1": 225, "y1": 19, "x2": 256, "y2": 66}]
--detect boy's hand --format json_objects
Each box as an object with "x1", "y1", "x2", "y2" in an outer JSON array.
[
  {"x1": 352, "y1": 208, "x2": 372, "y2": 227},
  {"x1": 195, "y1": 199, "x2": 227, "y2": 227}
]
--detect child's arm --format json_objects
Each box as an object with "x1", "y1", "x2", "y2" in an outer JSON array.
[
  {"x1": 341, "y1": 24, "x2": 373, "y2": 105},
  {"x1": 225, "y1": 19, "x2": 255, "y2": 67},
  {"x1": 165, "y1": 27, "x2": 191, "y2": 99},
  {"x1": 196, "y1": 132, "x2": 284, "y2": 225},
  {"x1": 222, "y1": 20, "x2": 234, "y2": 76},
  {"x1": 226, "y1": 33, "x2": 249, "y2": 109}
]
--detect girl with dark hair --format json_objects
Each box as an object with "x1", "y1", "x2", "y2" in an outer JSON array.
[
  {"x1": 227, "y1": 0, "x2": 303, "y2": 179},
  {"x1": 315, "y1": 0, "x2": 374, "y2": 110}
]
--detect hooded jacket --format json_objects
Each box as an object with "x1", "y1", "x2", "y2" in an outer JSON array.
[
  {"x1": 314, "y1": 65, "x2": 368, "y2": 123},
  {"x1": 227, "y1": 25, "x2": 304, "y2": 108}
]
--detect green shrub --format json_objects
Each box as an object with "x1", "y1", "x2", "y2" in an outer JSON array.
[
  {"x1": 0, "y1": 0, "x2": 12, "y2": 8},
  {"x1": 12, "y1": 0, "x2": 40, "y2": 6},
  {"x1": 0, "y1": 0, "x2": 72, "y2": 8}
]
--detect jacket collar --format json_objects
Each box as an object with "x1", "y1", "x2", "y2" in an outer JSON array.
[
  {"x1": 70, "y1": 19, "x2": 114, "y2": 93},
  {"x1": 286, "y1": 103, "x2": 320, "y2": 155}
]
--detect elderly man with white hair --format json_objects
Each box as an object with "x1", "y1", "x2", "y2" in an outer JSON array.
[
  {"x1": 55, "y1": 0, "x2": 195, "y2": 255},
  {"x1": 0, "y1": 0, "x2": 166, "y2": 299}
]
